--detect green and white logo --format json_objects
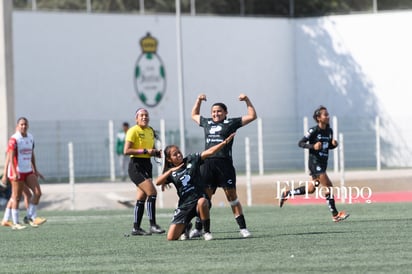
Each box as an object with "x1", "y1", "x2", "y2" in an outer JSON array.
[{"x1": 134, "y1": 32, "x2": 166, "y2": 107}]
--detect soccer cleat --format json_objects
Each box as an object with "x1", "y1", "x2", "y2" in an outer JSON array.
[
  {"x1": 203, "y1": 232, "x2": 213, "y2": 241},
  {"x1": 189, "y1": 229, "x2": 203, "y2": 239},
  {"x1": 24, "y1": 216, "x2": 47, "y2": 227},
  {"x1": 131, "y1": 227, "x2": 152, "y2": 236},
  {"x1": 149, "y1": 224, "x2": 165, "y2": 234},
  {"x1": 279, "y1": 188, "x2": 288, "y2": 208},
  {"x1": 180, "y1": 222, "x2": 192, "y2": 241},
  {"x1": 179, "y1": 233, "x2": 188, "y2": 240},
  {"x1": 32, "y1": 217, "x2": 47, "y2": 226},
  {"x1": 1, "y1": 220, "x2": 13, "y2": 227},
  {"x1": 11, "y1": 223, "x2": 27, "y2": 230},
  {"x1": 332, "y1": 211, "x2": 350, "y2": 222},
  {"x1": 240, "y1": 228, "x2": 252, "y2": 238}
]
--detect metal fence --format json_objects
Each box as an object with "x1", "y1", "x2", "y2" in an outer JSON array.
[{"x1": 29, "y1": 116, "x2": 412, "y2": 183}]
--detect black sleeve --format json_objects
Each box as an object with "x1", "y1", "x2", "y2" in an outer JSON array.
[
  {"x1": 328, "y1": 128, "x2": 337, "y2": 149},
  {"x1": 328, "y1": 141, "x2": 338, "y2": 150},
  {"x1": 298, "y1": 136, "x2": 313, "y2": 149}
]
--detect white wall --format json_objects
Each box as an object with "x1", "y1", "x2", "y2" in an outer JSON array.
[
  {"x1": 13, "y1": 12, "x2": 295, "y2": 123},
  {"x1": 11, "y1": 11, "x2": 412, "y2": 167},
  {"x1": 294, "y1": 12, "x2": 412, "y2": 166}
]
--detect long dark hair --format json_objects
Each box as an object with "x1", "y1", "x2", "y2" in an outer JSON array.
[
  {"x1": 162, "y1": 145, "x2": 179, "y2": 174},
  {"x1": 312, "y1": 105, "x2": 327, "y2": 122}
]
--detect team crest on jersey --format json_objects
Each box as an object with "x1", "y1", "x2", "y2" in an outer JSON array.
[{"x1": 134, "y1": 32, "x2": 166, "y2": 107}]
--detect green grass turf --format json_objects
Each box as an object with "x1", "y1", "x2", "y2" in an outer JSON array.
[{"x1": 1, "y1": 203, "x2": 411, "y2": 273}]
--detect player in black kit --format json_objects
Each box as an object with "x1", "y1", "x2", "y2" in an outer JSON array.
[
  {"x1": 190, "y1": 93, "x2": 257, "y2": 238},
  {"x1": 156, "y1": 133, "x2": 235, "y2": 241},
  {"x1": 279, "y1": 106, "x2": 349, "y2": 222}
]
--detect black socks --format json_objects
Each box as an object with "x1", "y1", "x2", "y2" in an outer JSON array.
[{"x1": 133, "y1": 200, "x2": 145, "y2": 228}]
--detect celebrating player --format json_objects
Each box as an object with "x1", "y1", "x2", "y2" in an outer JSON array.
[
  {"x1": 157, "y1": 133, "x2": 235, "y2": 240},
  {"x1": 279, "y1": 105, "x2": 349, "y2": 222},
  {"x1": 190, "y1": 93, "x2": 257, "y2": 238}
]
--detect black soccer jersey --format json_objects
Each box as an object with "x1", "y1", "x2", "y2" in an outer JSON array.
[
  {"x1": 199, "y1": 116, "x2": 242, "y2": 159},
  {"x1": 298, "y1": 125, "x2": 337, "y2": 166},
  {"x1": 166, "y1": 153, "x2": 206, "y2": 207}
]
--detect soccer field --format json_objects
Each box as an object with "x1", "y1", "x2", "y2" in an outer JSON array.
[{"x1": 1, "y1": 203, "x2": 411, "y2": 273}]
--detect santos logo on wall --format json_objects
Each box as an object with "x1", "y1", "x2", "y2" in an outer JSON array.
[{"x1": 133, "y1": 32, "x2": 166, "y2": 107}]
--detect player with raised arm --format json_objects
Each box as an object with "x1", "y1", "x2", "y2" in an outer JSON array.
[
  {"x1": 190, "y1": 93, "x2": 256, "y2": 238},
  {"x1": 157, "y1": 133, "x2": 235, "y2": 240}
]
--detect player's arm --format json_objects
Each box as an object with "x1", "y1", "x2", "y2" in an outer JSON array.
[
  {"x1": 31, "y1": 150, "x2": 45, "y2": 180},
  {"x1": 298, "y1": 134, "x2": 315, "y2": 149},
  {"x1": 200, "y1": 133, "x2": 235, "y2": 160},
  {"x1": 329, "y1": 139, "x2": 338, "y2": 149},
  {"x1": 191, "y1": 94, "x2": 207, "y2": 125},
  {"x1": 156, "y1": 171, "x2": 172, "y2": 187},
  {"x1": 156, "y1": 163, "x2": 183, "y2": 187},
  {"x1": 1, "y1": 151, "x2": 10, "y2": 184},
  {"x1": 9, "y1": 147, "x2": 18, "y2": 181},
  {"x1": 239, "y1": 94, "x2": 257, "y2": 126}
]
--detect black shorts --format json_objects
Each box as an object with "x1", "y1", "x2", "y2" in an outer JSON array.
[
  {"x1": 128, "y1": 157, "x2": 152, "y2": 186},
  {"x1": 308, "y1": 158, "x2": 327, "y2": 179},
  {"x1": 200, "y1": 158, "x2": 236, "y2": 192},
  {"x1": 171, "y1": 200, "x2": 198, "y2": 225}
]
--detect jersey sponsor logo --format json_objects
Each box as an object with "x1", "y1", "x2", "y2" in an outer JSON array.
[
  {"x1": 209, "y1": 125, "x2": 222, "y2": 134},
  {"x1": 20, "y1": 148, "x2": 32, "y2": 155},
  {"x1": 206, "y1": 137, "x2": 224, "y2": 144},
  {"x1": 134, "y1": 32, "x2": 166, "y2": 107}
]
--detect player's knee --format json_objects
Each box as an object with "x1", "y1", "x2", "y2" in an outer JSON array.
[
  {"x1": 229, "y1": 198, "x2": 239, "y2": 207},
  {"x1": 198, "y1": 198, "x2": 209, "y2": 209},
  {"x1": 307, "y1": 180, "x2": 319, "y2": 193}
]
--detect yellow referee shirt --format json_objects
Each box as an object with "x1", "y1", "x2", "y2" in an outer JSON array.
[{"x1": 125, "y1": 125, "x2": 155, "y2": 159}]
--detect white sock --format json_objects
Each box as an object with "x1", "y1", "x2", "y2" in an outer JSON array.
[
  {"x1": 2, "y1": 207, "x2": 11, "y2": 222},
  {"x1": 28, "y1": 203, "x2": 37, "y2": 219},
  {"x1": 11, "y1": 209, "x2": 19, "y2": 224}
]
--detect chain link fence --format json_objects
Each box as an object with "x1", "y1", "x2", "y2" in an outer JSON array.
[{"x1": 28, "y1": 116, "x2": 412, "y2": 183}]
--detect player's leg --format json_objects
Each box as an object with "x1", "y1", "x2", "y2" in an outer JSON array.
[
  {"x1": 167, "y1": 223, "x2": 186, "y2": 240},
  {"x1": 10, "y1": 180, "x2": 26, "y2": 229},
  {"x1": 318, "y1": 173, "x2": 349, "y2": 222},
  {"x1": 24, "y1": 174, "x2": 46, "y2": 226},
  {"x1": 223, "y1": 187, "x2": 251, "y2": 238},
  {"x1": 169, "y1": 206, "x2": 194, "y2": 240},
  {"x1": 197, "y1": 197, "x2": 212, "y2": 240},
  {"x1": 1, "y1": 182, "x2": 13, "y2": 226},
  {"x1": 279, "y1": 162, "x2": 319, "y2": 207},
  {"x1": 191, "y1": 161, "x2": 215, "y2": 238}
]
